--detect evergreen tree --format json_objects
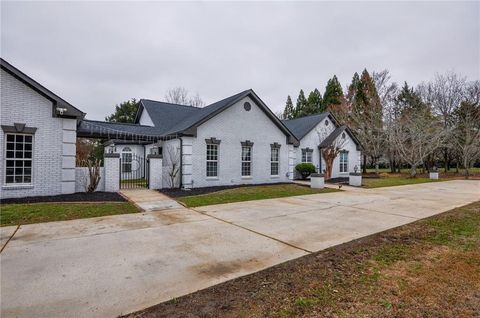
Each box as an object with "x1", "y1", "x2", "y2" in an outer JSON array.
[
  {"x1": 395, "y1": 82, "x2": 426, "y2": 116},
  {"x1": 294, "y1": 89, "x2": 308, "y2": 118},
  {"x1": 322, "y1": 75, "x2": 344, "y2": 109},
  {"x1": 306, "y1": 88, "x2": 324, "y2": 114},
  {"x1": 282, "y1": 95, "x2": 294, "y2": 119},
  {"x1": 346, "y1": 72, "x2": 361, "y2": 106},
  {"x1": 105, "y1": 98, "x2": 139, "y2": 123}
]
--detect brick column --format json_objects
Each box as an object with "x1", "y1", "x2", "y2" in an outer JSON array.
[
  {"x1": 181, "y1": 137, "x2": 194, "y2": 189},
  {"x1": 148, "y1": 154, "x2": 163, "y2": 189},
  {"x1": 104, "y1": 153, "x2": 120, "y2": 192},
  {"x1": 288, "y1": 144, "x2": 296, "y2": 180}
]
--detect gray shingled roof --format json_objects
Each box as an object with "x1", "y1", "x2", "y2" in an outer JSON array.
[
  {"x1": 77, "y1": 120, "x2": 163, "y2": 140},
  {"x1": 78, "y1": 89, "x2": 298, "y2": 143},
  {"x1": 319, "y1": 125, "x2": 363, "y2": 150},
  {"x1": 138, "y1": 99, "x2": 199, "y2": 135},
  {"x1": 282, "y1": 113, "x2": 330, "y2": 140}
]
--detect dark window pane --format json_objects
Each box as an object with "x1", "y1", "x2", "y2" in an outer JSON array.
[
  {"x1": 15, "y1": 167, "x2": 23, "y2": 175},
  {"x1": 24, "y1": 152, "x2": 32, "y2": 159},
  {"x1": 24, "y1": 161, "x2": 32, "y2": 167},
  {"x1": 16, "y1": 135, "x2": 24, "y2": 142},
  {"x1": 6, "y1": 160, "x2": 14, "y2": 167},
  {"x1": 16, "y1": 143, "x2": 24, "y2": 150},
  {"x1": 7, "y1": 135, "x2": 14, "y2": 142},
  {"x1": 6, "y1": 176, "x2": 14, "y2": 183},
  {"x1": 6, "y1": 168, "x2": 14, "y2": 175},
  {"x1": 24, "y1": 168, "x2": 31, "y2": 176},
  {"x1": 25, "y1": 135, "x2": 32, "y2": 142},
  {"x1": 6, "y1": 143, "x2": 14, "y2": 150},
  {"x1": 24, "y1": 176, "x2": 31, "y2": 183},
  {"x1": 6, "y1": 151, "x2": 14, "y2": 158},
  {"x1": 25, "y1": 143, "x2": 32, "y2": 151},
  {"x1": 16, "y1": 161, "x2": 24, "y2": 167},
  {"x1": 14, "y1": 175, "x2": 23, "y2": 183},
  {"x1": 16, "y1": 151, "x2": 24, "y2": 158}
]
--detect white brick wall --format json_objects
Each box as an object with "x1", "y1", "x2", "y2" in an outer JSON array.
[
  {"x1": 189, "y1": 96, "x2": 291, "y2": 188},
  {"x1": 148, "y1": 156, "x2": 162, "y2": 189},
  {"x1": 104, "y1": 155, "x2": 120, "y2": 192},
  {"x1": 0, "y1": 69, "x2": 77, "y2": 199}
]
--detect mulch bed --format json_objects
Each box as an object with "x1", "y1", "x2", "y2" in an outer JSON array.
[
  {"x1": 159, "y1": 182, "x2": 298, "y2": 198},
  {"x1": 1, "y1": 192, "x2": 127, "y2": 204}
]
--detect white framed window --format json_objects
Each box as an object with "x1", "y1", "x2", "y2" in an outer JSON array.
[
  {"x1": 301, "y1": 148, "x2": 313, "y2": 163},
  {"x1": 271, "y1": 147, "x2": 279, "y2": 176},
  {"x1": 241, "y1": 146, "x2": 252, "y2": 177},
  {"x1": 339, "y1": 151, "x2": 348, "y2": 173},
  {"x1": 206, "y1": 144, "x2": 218, "y2": 177},
  {"x1": 121, "y1": 147, "x2": 133, "y2": 173},
  {"x1": 4, "y1": 133, "x2": 33, "y2": 185}
]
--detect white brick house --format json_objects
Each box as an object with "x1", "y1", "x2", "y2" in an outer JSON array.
[
  {"x1": 0, "y1": 58, "x2": 84, "y2": 199},
  {"x1": 79, "y1": 90, "x2": 363, "y2": 189},
  {"x1": 1, "y1": 58, "x2": 362, "y2": 198}
]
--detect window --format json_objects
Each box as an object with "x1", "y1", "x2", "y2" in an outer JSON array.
[
  {"x1": 241, "y1": 146, "x2": 252, "y2": 177},
  {"x1": 301, "y1": 148, "x2": 312, "y2": 163},
  {"x1": 206, "y1": 144, "x2": 218, "y2": 177},
  {"x1": 339, "y1": 151, "x2": 348, "y2": 173},
  {"x1": 121, "y1": 147, "x2": 132, "y2": 173},
  {"x1": 271, "y1": 147, "x2": 279, "y2": 176},
  {"x1": 5, "y1": 133, "x2": 33, "y2": 184}
]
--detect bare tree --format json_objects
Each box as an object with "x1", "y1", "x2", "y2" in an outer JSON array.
[
  {"x1": 452, "y1": 80, "x2": 480, "y2": 178},
  {"x1": 373, "y1": 70, "x2": 400, "y2": 173},
  {"x1": 163, "y1": 144, "x2": 181, "y2": 188},
  {"x1": 392, "y1": 107, "x2": 447, "y2": 177},
  {"x1": 79, "y1": 159, "x2": 102, "y2": 193},
  {"x1": 419, "y1": 72, "x2": 466, "y2": 171},
  {"x1": 165, "y1": 87, "x2": 205, "y2": 107},
  {"x1": 316, "y1": 126, "x2": 347, "y2": 179}
]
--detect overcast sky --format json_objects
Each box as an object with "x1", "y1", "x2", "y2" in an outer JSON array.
[{"x1": 2, "y1": 1, "x2": 479, "y2": 120}]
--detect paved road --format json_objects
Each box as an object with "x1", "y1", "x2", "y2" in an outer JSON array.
[{"x1": 1, "y1": 180, "x2": 479, "y2": 318}]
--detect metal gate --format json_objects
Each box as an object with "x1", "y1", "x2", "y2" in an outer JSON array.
[{"x1": 120, "y1": 153, "x2": 149, "y2": 189}]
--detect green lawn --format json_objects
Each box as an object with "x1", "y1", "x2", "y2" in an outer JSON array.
[
  {"x1": 1, "y1": 202, "x2": 140, "y2": 226},
  {"x1": 362, "y1": 176, "x2": 440, "y2": 188},
  {"x1": 177, "y1": 184, "x2": 340, "y2": 207}
]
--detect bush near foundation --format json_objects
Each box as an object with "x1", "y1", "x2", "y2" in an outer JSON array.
[{"x1": 295, "y1": 163, "x2": 316, "y2": 180}]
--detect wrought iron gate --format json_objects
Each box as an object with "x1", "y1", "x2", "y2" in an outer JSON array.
[{"x1": 120, "y1": 153, "x2": 149, "y2": 189}]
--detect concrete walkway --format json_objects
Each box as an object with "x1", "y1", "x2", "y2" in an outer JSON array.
[
  {"x1": 120, "y1": 189, "x2": 184, "y2": 211},
  {"x1": 1, "y1": 180, "x2": 479, "y2": 318}
]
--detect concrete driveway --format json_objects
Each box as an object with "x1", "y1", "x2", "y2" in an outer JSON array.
[{"x1": 1, "y1": 180, "x2": 479, "y2": 318}]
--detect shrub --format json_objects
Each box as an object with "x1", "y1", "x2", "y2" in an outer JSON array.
[{"x1": 295, "y1": 163, "x2": 316, "y2": 180}]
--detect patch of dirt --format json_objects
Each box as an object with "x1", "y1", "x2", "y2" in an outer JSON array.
[
  {"x1": 122, "y1": 201, "x2": 480, "y2": 318},
  {"x1": 1, "y1": 192, "x2": 126, "y2": 204}
]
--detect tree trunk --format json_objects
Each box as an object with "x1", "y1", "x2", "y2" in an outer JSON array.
[
  {"x1": 410, "y1": 165, "x2": 417, "y2": 178},
  {"x1": 444, "y1": 149, "x2": 449, "y2": 172},
  {"x1": 390, "y1": 159, "x2": 396, "y2": 173},
  {"x1": 375, "y1": 163, "x2": 379, "y2": 175},
  {"x1": 362, "y1": 155, "x2": 367, "y2": 174}
]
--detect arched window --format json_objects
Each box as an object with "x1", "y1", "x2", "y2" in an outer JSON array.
[{"x1": 121, "y1": 147, "x2": 133, "y2": 173}]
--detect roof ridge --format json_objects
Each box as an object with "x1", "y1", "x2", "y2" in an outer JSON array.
[
  {"x1": 140, "y1": 98, "x2": 200, "y2": 109},
  {"x1": 282, "y1": 112, "x2": 329, "y2": 122},
  {"x1": 82, "y1": 119, "x2": 153, "y2": 127}
]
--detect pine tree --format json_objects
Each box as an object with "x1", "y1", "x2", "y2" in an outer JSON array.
[
  {"x1": 294, "y1": 89, "x2": 308, "y2": 118},
  {"x1": 282, "y1": 95, "x2": 294, "y2": 119},
  {"x1": 105, "y1": 98, "x2": 139, "y2": 123},
  {"x1": 306, "y1": 88, "x2": 324, "y2": 114},
  {"x1": 322, "y1": 75, "x2": 344, "y2": 109},
  {"x1": 346, "y1": 72, "x2": 360, "y2": 105}
]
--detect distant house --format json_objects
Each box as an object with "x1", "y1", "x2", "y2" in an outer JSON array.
[{"x1": 1, "y1": 58, "x2": 362, "y2": 199}]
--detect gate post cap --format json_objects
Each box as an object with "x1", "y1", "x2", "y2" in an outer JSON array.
[{"x1": 147, "y1": 154, "x2": 163, "y2": 159}]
